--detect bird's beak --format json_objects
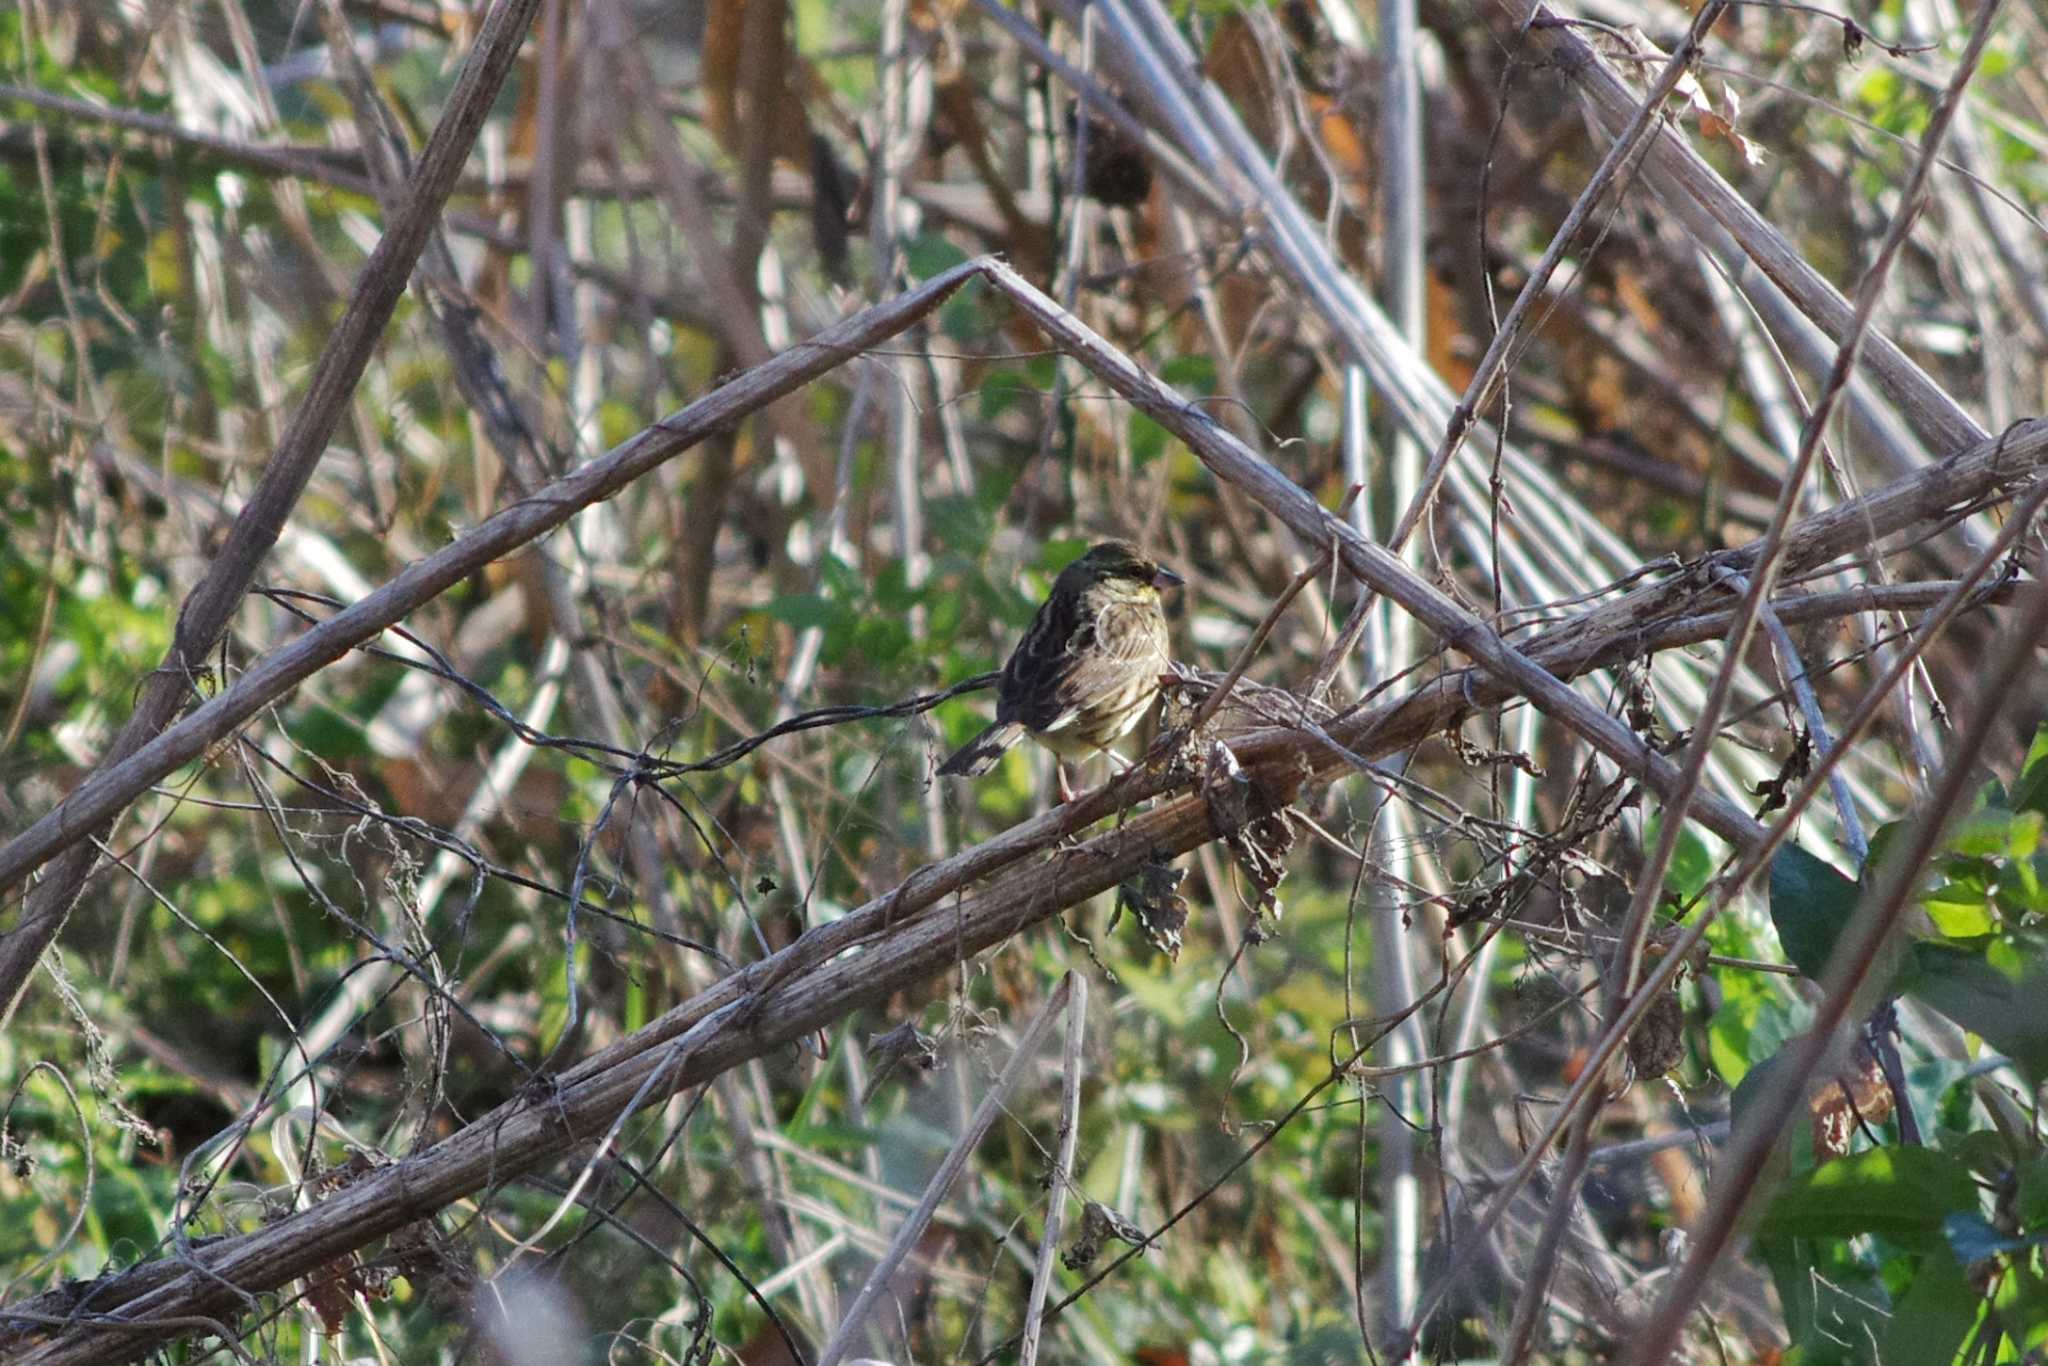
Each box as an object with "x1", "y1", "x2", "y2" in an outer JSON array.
[{"x1": 1152, "y1": 566, "x2": 1184, "y2": 591}]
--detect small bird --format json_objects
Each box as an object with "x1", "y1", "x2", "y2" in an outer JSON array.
[{"x1": 938, "y1": 539, "x2": 1182, "y2": 801}]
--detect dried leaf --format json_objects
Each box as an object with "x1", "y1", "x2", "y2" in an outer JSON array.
[
  {"x1": 1227, "y1": 808, "x2": 1295, "y2": 920},
  {"x1": 1064, "y1": 1199, "x2": 1149, "y2": 1270},
  {"x1": 1809, "y1": 1048, "x2": 1894, "y2": 1164},
  {"x1": 1118, "y1": 853, "x2": 1190, "y2": 960},
  {"x1": 702, "y1": 0, "x2": 819, "y2": 166},
  {"x1": 1201, "y1": 739, "x2": 1252, "y2": 839},
  {"x1": 1626, "y1": 985, "x2": 1687, "y2": 1080},
  {"x1": 867, "y1": 1019, "x2": 941, "y2": 1074},
  {"x1": 1694, "y1": 80, "x2": 1767, "y2": 166}
]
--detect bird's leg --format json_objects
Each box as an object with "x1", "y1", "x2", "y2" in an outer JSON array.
[{"x1": 1056, "y1": 763, "x2": 1076, "y2": 804}]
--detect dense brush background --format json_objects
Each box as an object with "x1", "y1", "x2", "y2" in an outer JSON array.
[{"x1": 2, "y1": 0, "x2": 2046, "y2": 1362}]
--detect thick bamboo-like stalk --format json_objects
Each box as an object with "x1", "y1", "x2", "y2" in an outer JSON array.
[
  {"x1": 817, "y1": 976, "x2": 1072, "y2": 1366},
  {"x1": 5, "y1": 254, "x2": 2040, "y2": 1365},
  {"x1": 0, "y1": 0, "x2": 550, "y2": 1025},
  {"x1": 1633, "y1": 564, "x2": 2048, "y2": 1364},
  {"x1": 0, "y1": 262, "x2": 983, "y2": 904},
  {"x1": 1498, "y1": 0, "x2": 1987, "y2": 458},
  {"x1": 1032, "y1": 0, "x2": 1814, "y2": 851},
  {"x1": 1504, "y1": 2, "x2": 1999, "y2": 1346},
  {"x1": 1019, "y1": 974, "x2": 1089, "y2": 1366}
]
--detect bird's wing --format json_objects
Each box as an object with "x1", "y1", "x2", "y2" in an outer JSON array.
[
  {"x1": 995, "y1": 587, "x2": 1082, "y2": 732},
  {"x1": 1001, "y1": 596, "x2": 1164, "y2": 733}
]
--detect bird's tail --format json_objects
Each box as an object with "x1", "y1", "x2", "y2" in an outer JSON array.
[{"x1": 937, "y1": 721, "x2": 1025, "y2": 777}]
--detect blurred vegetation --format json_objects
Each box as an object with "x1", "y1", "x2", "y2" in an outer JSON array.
[{"x1": 2, "y1": 0, "x2": 2046, "y2": 1362}]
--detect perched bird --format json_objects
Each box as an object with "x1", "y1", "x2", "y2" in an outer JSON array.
[{"x1": 938, "y1": 540, "x2": 1181, "y2": 801}]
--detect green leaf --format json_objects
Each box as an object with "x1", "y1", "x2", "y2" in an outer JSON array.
[
  {"x1": 1158, "y1": 354, "x2": 1217, "y2": 394},
  {"x1": 2020, "y1": 1156, "x2": 2048, "y2": 1231},
  {"x1": 1755, "y1": 1229, "x2": 1892, "y2": 1365},
  {"x1": 1727, "y1": 1043, "x2": 1802, "y2": 1180},
  {"x1": 1039, "y1": 538, "x2": 1089, "y2": 574},
  {"x1": 1907, "y1": 933, "x2": 2048, "y2": 1083},
  {"x1": 1947, "y1": 807, "x2": 2038, "y2": 859},
  {"x1": 1769, "y1": 844, "x2": 1862, "y2": 980},
  {"x1": 2009, "y1": 724, "x2": 2048, "y2": 815},
  {"x1": 927, "y1": 494, "x2": 991, "y2": 553},
  {"x1": 1666, "y1": 825, "x2": 1715, "y2": 901},
  {"x1": 1923, "y1": 877, "x2": 1996, "y2": 938},
  {"x1": 1707, "y1": 963, "x2": 1804, "y2": 1088},
  {"x1": 1128, "y1": 412, "x2": 1169, "y2": 466},
  {"x1": 1995, "y1": 855, "x2": 2048, "y2": 917},
  {"x1": 1864, "y1": 817, "x2": 1909, "y2": 879},
  {"x1": 1883, "y1": 1243, "x2": 1979, "y2": 1366},
  {"x1": 851, "y1": 616, "x2": 912, "y2": 668},
  {"x1": 1995, "y1": 1259, "x2": 2048, "y2": 1355},
  {"x1": 764, "y1": 593, "x2": 850, "y2": 633},
  {"x1": 1756, "y1": 1146, "x2": 1978, "y2": 1247},
  {"x1": 903, "y1": 232, "x2": 968, "y2": 281}
]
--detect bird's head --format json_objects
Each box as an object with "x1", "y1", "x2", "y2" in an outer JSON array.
[{"x1": 1065, "y1": 539, "x2": 1184, "y2": 600}]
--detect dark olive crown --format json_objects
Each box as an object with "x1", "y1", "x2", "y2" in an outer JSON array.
[{"x1": 1072, "y1": 538, "x2": 1160, "y2": 584}]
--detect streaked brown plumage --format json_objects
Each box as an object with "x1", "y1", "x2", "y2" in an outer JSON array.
[{"x1": 938, "y1": 540, "x2": 1181, "y2": 798}]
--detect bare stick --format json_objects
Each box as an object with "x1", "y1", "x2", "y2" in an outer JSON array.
[
  {"x1": 0, "y1": 550, "x2": 2021, "y2": 1365},
  {"x1": 1176, "y1": 486, "x2": 1363, "y2": 746},
  {"x1": 1499, "y1": 2, "x2": 2001, "y2": 1346},
  {"x1": 1391, "y1": 0, "x2": 1731, "y2": 566},
  {"x1": 35, "y1": 254, "x2": 2026, "y2": 948},
  {"x1": 1392, "y1": 464, "x2": 2041, "y2": 1360},
  {"x1": 0, "y1": 260, "x2": 982, "y2": 902},
  {"x1": 1031, "y1": 0, "x2": 1615, "y2": 647},
  {"x1": 0, "y1": 0, "x2": 547, "y2": 1024},
  {"x1": 1714, "y1": 568, "x2": 1866, "y2": 859},
  {"x1": 3, "y1": 263, "x2": 2040, "y2": 1363},
  {"x1": 974, "y1": 258, "x2": 1770, "y2": 851},
  {"x1": 1631, "y1": 557, "x2": 2048, "y2": 1363},
  {"x1": 816, "y1": 974, "x2": 1073, "y2": 1366},
  {"x1": 966, "y1": 0, "x2": 1228, "y2": 215},
  {"x1": 1020, "y1": 974, "x2": 1089, "y2": 1366},
  {"x1": 1501, "y1": 0, "x2": 1986, "y2": 457}
]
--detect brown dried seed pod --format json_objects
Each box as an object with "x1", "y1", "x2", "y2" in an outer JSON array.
[{"x1": 1626, "y1": 985, "x2": 1688, "y2": 1080}]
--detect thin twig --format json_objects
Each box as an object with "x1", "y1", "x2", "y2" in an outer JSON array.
[
  {"x1": 1503, "y1": 0, "x2": 1987, "y2": 457},
  {"x1": 1490, "y1": 7, "x2": 2005, "y2": 1348},
  {"x1": 976, "y1": 256, "x2": 1771, "y2": 852},
  {"x1": 4, "y1": 265, "x2": 2042, "y2": 1366},
  {"x1": 0, "y1": 0, "x2": 550, "y2": 1024},
  {"x1": 1178, "y1": 486, "x2": 1362, "y2": 744},
  {"x1": 1390, "y1": 447, "x2": 2042, "y2": 1359},
  {"x1": 1713, "y1": 567, "x2": 1867, "y2": 860},
  {"x1": 816, "y1": 974, "x2": 1072, "y2": 1366},
  {"x1": 1395, "y1": 0, "x2": 1732, "y2": 577},
  {"x1": 0, "y1": 260, "x2": 985, "y2": 901},
  {"x1": 1019, "y1": 973, "x2": 1088, "y2": 1366},
  {"x1": 1633, "y1": 554, "x2": 2048, "y2": 1363}
]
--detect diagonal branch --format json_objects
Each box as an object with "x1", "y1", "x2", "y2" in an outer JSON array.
[
  {"x1": 1503, "y1": 0, "x2": 2003, "y2": 1344},
  {"x1": 816, "y1": 975, "x2": 1073, "y2": 1366},
  {"x1": 976, "y1": 258, "x2": 1771, "y2": 849},
  {"x1": 1500, "y1": 0, "x2": 1987, "y2": 458},
  {"x1": 0, "y1": 0, "x2": 548, "y2": 1026},
  {"x1": 1633, "y1": 560, "x2": 2048, "y2": 1363},
  {"x1": 2, "y1": 259, "x2": 2041, "y2": 1365},
  {"x1": 0, "y1": 261, "x2": 983, "y2": 905}
]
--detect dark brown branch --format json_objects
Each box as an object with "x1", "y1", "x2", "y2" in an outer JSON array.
[
  {"x1": 1499, "y1": 0, "x2": 1986, "y2": 456},
  {"x1": 0, "y1": 262, "x2": 982, "y2": 915},
  {"x1": 0, "y1": 0, "x2": 549, "y2": 1026},
  {"x1": 2, "y1": 288, "x2": 2039, "y2": 1365}
]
